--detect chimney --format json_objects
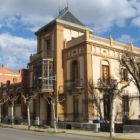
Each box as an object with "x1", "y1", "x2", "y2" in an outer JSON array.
[
  {"x1": 109, "y1": 35, "x2": 113, "y2": 47},
  {"x1": 2, "y1": 64, "x2": 5, "y2": 68},
  {"x1": 130, "y1": 42, "x2": 134, "y2": 52}
]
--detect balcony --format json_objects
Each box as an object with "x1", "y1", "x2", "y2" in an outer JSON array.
[
  {"x1": 46, "y1": 50, "x2": 54, "y2": 58},
  {"x1": 33, "y1": 60, "x2": 54, "y2": 92},
  {"x1": 33, "y1": 80, "x2": 54, "y2": 91},
  {"x1": 33, "y1": 76, "x2": 54, "y2": 92},
  {"x1": 31, "y1": 50, "x2": 54, "y2": 62},
  {"x1": 65, "y1": 79, "x2": 84, "y2": 91},
  {"x1": 67, "y1": 35, "x2": 85, "y2": 48}
]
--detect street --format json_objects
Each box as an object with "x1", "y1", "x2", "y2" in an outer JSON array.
[{"x1": 0, "y1": 127, "x2": 107, "y2": 140}]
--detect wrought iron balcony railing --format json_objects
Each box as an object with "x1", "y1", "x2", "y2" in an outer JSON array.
[
  {"x1": 65, "y1": 79, "x2": 84, "y2": 90},
  {"x1": 46, "y1": 50, "x2": 54, "y2": 58},
  {"x1": 31, "y1": 50, "x2": 54, "y2": 62},
  {"x1": 33, "y1": 81, "x2": 54, "y2": 91}
]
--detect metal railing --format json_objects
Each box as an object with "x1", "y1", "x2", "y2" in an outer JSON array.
[
  {"x1": 58, "y1": 113, "x2": 84, "y2": 122},
  {"x1": 46, "y1": 50, "x2": 54, "y2": 58},
  {"x1": 31, "y1": 50, "x2": 54, "y2": 61},
  {"x1": 65, "y1": 79, "x2": 84, "y2": 90}
]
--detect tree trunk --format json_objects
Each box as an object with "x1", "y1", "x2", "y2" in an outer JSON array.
[
  {"x1": 11, "y1": 101, "x2": 14, "y2": 127},
  {"x1": 110, "y1": 94, "x2": 115, "y2": 137},
  {"x1": 93, "y1": 89, "x2": 102, "y2": 120},
  {"x1": 52, "y1": 102, "x2": 57, "y2": 133},
  {"x1": 0, "y1": 105, "x2": 1, "y2": 124},
  {"x1": 27, "y1": 105, "x2": 31, "y2": 130}
]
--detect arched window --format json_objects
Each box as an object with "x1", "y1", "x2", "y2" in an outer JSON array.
[
  {"x1": 71, "y1": 60, "x2": 78, "y2": 81},
  {"x1": 102, "y1": 60, "x2": 110, "y2": 83},
  {"x1": 13, "y1": 78, "x2": 17, "y2": 83}
]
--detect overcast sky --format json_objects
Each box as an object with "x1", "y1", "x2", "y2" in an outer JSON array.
[{"x1": 0, "y1": 0, "x2": 140, "y2": 71}]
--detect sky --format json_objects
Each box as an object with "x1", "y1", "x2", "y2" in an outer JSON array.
[{"x1": 0, "y1": 0, "x2": 140, "y2": 71}]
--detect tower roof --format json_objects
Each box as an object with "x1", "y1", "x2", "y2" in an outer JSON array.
[
  {"x1": 35, "y1": 10, "x2": 92, "y2": 35},
  {"x1": 58, "y1": 11, "x2": 85, "y2": 27}
]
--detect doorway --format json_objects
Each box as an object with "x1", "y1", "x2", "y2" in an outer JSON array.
[
  {"x1": 103, "y1": 94, "x2": 110, "y2": 121},
  {"x1": 46, "y1": 98, "x2": 51, "y2": 125},
  {"x1": 33, "y1": 99, "x2": 36, "y2": 120},
  {"x1": 73, "y1": 95, "x2": 79, "y2": 121}
]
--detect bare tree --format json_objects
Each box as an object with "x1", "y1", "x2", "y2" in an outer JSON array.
[
  {"x1": 8, "y1": 91, "x2": 19, "y2": 127},
  {"x1": 21, "y1": 91, "x2": 37, "y2": 130},
  {"x1": 44, "y1": 94, "x2": 65, "y2": 133},
  {"x1": 96, "y1": 78, "x2": 132, "y2": 137},
  {"x1": 0, "y1": 85, "x2": 8, "y2": 124},
  {"x1": 0, "y1": 97, "x2": 8, "y2": 124},
  {"x1": 121, "y1": 52, "x2": 140, "y2": 93},
  {"x1": 0, "y1": 81, "x2": 19, "y2": 127},
  {"x1": 88, "y1": 82, "x2": 103, "y2": 120}
]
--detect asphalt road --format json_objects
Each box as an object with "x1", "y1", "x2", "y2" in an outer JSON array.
[{"x1": 0, "y1": 127, "x2": 107, "y2": 140}]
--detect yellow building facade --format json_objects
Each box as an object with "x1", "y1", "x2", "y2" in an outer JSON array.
[{"x1": 28, "y1": 9, "x2": 140, "y2": 126}]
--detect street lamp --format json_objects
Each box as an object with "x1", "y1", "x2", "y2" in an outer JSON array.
[{"x1": 38, "y1": 75, "x2": 56, "y2": 81}]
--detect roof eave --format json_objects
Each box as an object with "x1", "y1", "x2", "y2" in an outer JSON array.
[
  {"x1": 56, "y1": 19, "x2": 93, "y2": 33},
  {"x1": 34, "y1": 16, "x2": 93, "y2": 36},
  {"x1": 35, "y1": 19, "x2": 56, "y2": 35}
]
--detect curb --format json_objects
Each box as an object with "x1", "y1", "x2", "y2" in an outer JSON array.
[
  {"x1": 110, "y1": 138, "x2": 140, "y2": 140},
  {"x1": 0, "y1": 124, "x2": 140, "y2": 140}
]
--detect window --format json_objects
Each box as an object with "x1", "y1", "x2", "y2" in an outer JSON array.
[
  {"x1": 46, "y1": 39, "x2": 51, "y2": 57},
  {"x1": 102, "y1": 65, "x2": 109, "y2": 83},
  {"x1": 121, "y1": 68, "x2": 128, "y2": 81},
  {"x1": 102, "y1": 60, "x2": 110, "y2": 83},
  {"x1": 71, "y1": 60, "x2": 78, "y2": 81},
  {"x1": 13, "y1": 78, "x2": 17, "y2": 83},
  {"x1": 16, "y1": 94, "x2": 21, "y2": 104},
  {"x1": 6, "y1": 80, "x2": 10, "y2": 86},
  {"x1": 46, "y1": 39, "x2": 50, "y2": 49},
  {"x1": 122, "y1": 95, "x2": 129, "y2": 112},
  {"x1": 33, "y1": 61, "x2": 42, "y2": 89},
  {"x1": 139, "y1": 96, "x2": 140, "y2": 110}
]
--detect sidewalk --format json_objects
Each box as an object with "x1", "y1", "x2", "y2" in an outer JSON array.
[{"x1": 0, "y1": 123, "x2": 140, "y2": 140}]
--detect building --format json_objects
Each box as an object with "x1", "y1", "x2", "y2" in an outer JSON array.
[
  {"x1": 0, "y1": 64, "x2": 22, "y2": 86},
  {"x1": 0, "y1": 69, "x2": 29, "y2": 124},
  {"x1": 28, "y1": 8, "x2": 140, "y2": 126},
  {"x1": 0, "y1": 9, "x2": 139, "y2": 127}
]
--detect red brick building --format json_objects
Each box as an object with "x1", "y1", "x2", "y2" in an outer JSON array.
[
  {"x1": 0, "y1": 68, "x2": 30, "y2": 124},
  {"x1": 0, "y1": 64, "x2": 21, "y2": 86}
]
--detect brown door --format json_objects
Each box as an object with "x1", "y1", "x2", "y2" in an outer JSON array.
[
  {"x1": 73, "y1": 96, "x2": 79, "y2": 121},
  {"x1": 103, "y1": 94, "x2": 110, "y2": 121},
  {"x1": 46, "y1": 98, "x2": 51, "y2": 125},
  {"x1": 33, "y1": 99, "x2": 36, "y2": 120}
]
